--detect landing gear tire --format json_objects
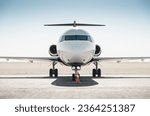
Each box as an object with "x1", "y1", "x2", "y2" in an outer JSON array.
[
  {"x1": 55, "y1": 69, "x2": 58, "y2": 77},
  {"x1": 92, "y1": 68, "x2": 101, "y2": 77},
  {"x1": 49, "y1": 69, "x2": 53, "y2": 77},
  {"x1": 49, "y1": 69, "x2": 58, "y2": 77},
  {"x1": 97, "y1": 68, "x2": 101, "y2": 77},
  {"x1": 93, "y1": 69, "x2": 96, "y2": 77}
]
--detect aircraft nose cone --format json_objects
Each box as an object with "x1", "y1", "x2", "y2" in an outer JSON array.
[
  {"x1": 67, "y1": 42, "x2": 88, "y2": 53},
  {"x1": 71, "y1": 56, "x2": 82, "y2": 62}
]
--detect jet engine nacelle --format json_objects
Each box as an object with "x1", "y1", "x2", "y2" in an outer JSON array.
[
  {"x1": 49, "y1": 45, "x2": 58, "y2": 56},
  {"x1": 94, "y1": 45, "x2": 101, "y2": 56}
]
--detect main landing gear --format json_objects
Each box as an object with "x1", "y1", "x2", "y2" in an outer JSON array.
[
  {"x1": 72, "y1": 66, "x2": 81, "y2": 84},
  {"x1": 49, "y1": 61, "x2": 101, "y2": 83},
  {"x1": 93, "y1": 61, "x2": 101, "y2": 77},
  {"x1": 49, "y1": 62, "x2": 58, "y2": 77}
]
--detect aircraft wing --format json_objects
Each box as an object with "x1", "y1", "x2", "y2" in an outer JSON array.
[
  {"x1": 0, "y1": 56, "x2": 59, "y2": 62},
  {"x1": 92, "y1": 57, "x2": 150, "y2": 62}
]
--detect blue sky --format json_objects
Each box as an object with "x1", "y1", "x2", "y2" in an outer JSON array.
[{"x1": 0, "y1": 0, "x2": 150, "y2": 57}]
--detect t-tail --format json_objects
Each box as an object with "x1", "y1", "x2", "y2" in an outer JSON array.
[{"x1": 44, "y1": 21, "x2": 106, "y2": 27}]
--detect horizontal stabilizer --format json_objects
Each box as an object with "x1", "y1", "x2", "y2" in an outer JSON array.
[{"x1": 44, "y1": 21, "x2": 105, "y2": 27}]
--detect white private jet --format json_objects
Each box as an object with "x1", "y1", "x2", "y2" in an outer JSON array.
[{"x1": 1, "y1": 21, "x2": 150, "y2": 83}]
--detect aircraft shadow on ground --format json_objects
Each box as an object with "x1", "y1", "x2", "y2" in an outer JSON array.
[
  {"x1": 0, "y1": 76, "x2": 149, "y2": 87},
  {"x1": 51, "y1": 76, "x2": 98, "y2": 87},
  {"x1": 0, "y1": 76, "x2": 98, "y2": 87},
  {"x1": 51, "y1": 76, "x2": 150, "y2": 87}
]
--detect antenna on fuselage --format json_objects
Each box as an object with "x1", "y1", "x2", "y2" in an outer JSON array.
[{"x1": 44, "y1": 21, "x2": 106, "y2": 27}]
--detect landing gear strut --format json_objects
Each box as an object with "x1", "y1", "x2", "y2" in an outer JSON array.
[
  {"x1": 93, "y1": 61, "x2": 101, "y2": 77},
  {"x1": 72, "y1": 66, "x2": 81, "y2": 84},
  {"x1": 49, "y1": 62, "x2": 58, "y2": 77}
]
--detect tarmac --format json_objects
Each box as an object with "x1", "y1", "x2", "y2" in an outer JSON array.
[{"x1": 0, "y1": 61, "x2": 150, "y2": 99}]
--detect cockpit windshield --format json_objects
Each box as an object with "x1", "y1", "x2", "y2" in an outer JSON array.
[
  {"x1": 65, "y1": 35, "x2": 88, "y2": 41},
  {"x1": 59, "y1": 35, "x2": 92, "y2": 42}
]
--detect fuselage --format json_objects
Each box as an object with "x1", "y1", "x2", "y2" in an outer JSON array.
[{"x1": 57, "y1": 29, "x2": 96, "y2": 66}]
